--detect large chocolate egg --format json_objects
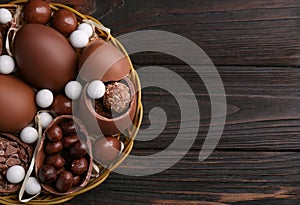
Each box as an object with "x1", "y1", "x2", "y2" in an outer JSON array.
[
  {"x1": 78, "y1": 38, "x2": 131, "y2": 82},
  {"x1": 14, "y1": 24, "x2": 77, "y2": 92},
  {"x1": 0, "y1": 75, "x2": 37, "y2": 132}
]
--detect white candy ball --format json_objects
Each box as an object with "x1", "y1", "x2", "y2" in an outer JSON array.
[
  {"x1": 0, "y1": 55, "x2": 15, "y2": 74},
  {"x1": 6, "y1": 165, "x2": 25, "y2": 184},
  {"x1": 65, "y1": 81, "x2": 82, "y2": 100},
  {"x1": 20, "y1": 126, "x2": 38, "y2": 144},
  {"x1": 36, "y1": 89, "x2": 54, "y2": 108},
  {"x1": 0, "y1": 8, "x2": 12, "y2": 24},
  {"x1": 77, "y1": 23, "x2": 93, "y2": 38},
  {"x1": 25, "y1": 177, "x2": 41, "y2": 195},
  {"x1": 87, "y1": 80, "x2": 106, "y2": 99},
  {"x1": 39, "y1": 112, "x2": 53, "y2": 129},
  {"x1": 69, "y1": 30, "x2": 89, "y2": 48}
]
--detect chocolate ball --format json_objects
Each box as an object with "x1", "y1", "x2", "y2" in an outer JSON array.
[
  {"x1": 62, "y1": 134, "x2": 79, "y2": 149},
  {"x1": 71, "y1": 157, "x2": 88, "y2": 175},
  {"x1": 72, "y1": 175, "x2": 81, "y2": 187},
  {"x1": 51, "y1": 94, "x2": 72, "y2": 115},
  {"x1": 46, "y1": 125, "x2": 63, "y2": 142},
  {"x1": 45, "y1": 141, "x2": 63, "y2": 155},
  {"x1": 93, "y1": 136, "x2": 121, "y2": 165},
  {"x1": 52, "y1": 9, "x2": 77, "y2": 36},
  {"x1": 55, "y1": 171, "x2": 73, "y2": 192},
  {"x1": 46, "y1": 154, "x2": 65, "y2": 169},
  {"x1": 23, "y1": 0, "x2": 51, "y2": 24},
  {"x1": 38, "y1": 164, "x2": 57, "y2": 184},
  {"x1": 103, "y1": 82, "x2": 131, "y2": 113},
  {"x1": 70, "y1": 141, "x2": 87, "y2": 159},
  {"x1": 60, "y1": 119, "x2": 77, "y2": 135}
]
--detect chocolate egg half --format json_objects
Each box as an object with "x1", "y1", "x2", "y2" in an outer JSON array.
[
  {"x1": 0, "y1": 75, "x2": 37, "y2": 132},
  {"x1": 78, "y1": 38, "x2": 131, "y2": 82},
  {"x1": 14, "y1": 24, "x2": 77, "y2": 92}
]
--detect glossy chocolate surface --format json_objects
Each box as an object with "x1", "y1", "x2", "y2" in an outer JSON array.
[{"x1": 14, "y1": 24, "x2": 77, "y2": 92}]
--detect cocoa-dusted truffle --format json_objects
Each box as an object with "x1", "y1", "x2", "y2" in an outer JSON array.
[{"x1": 103, "y1": 82, "x2": 130, "y2": 113}]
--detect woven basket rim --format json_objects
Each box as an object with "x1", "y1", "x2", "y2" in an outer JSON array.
[{"x1": 0, "y1": 1, "x2": 143, "y2": 204}]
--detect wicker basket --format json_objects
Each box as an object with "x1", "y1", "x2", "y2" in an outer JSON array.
[{"x1": 0, "y1": 0, "x2": 143, "y2": 204}]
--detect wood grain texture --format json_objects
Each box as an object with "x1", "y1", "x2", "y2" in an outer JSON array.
[
  {"x1": 66, "y1": 65, "x2": 300, "y2": 204},
  {"x1": 98, "y1": 0, "x2": 300, "y2": 66},
  {"x1": 66, "y1": 151, "x2": 300, "y2": 205},
  {"x1": 0, "y1": 0, "x2": 298, "y2": 204}
]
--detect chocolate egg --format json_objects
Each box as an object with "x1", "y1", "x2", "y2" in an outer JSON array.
[
  {"x1": 93, "y1": 136, "x2": 121, "y2": 165},
  {"x1": 78, "y1": 38, "x2": 131, "y2": 82},
  {"x1": 0, "y1": 75, "x2": 37, "y2": 132},
  {"x1": 35, "y1": 115, "x2": 93, "y2": 195},
  {"x1": 14, "y1": 24, "x2": 77, "y2": 92}
]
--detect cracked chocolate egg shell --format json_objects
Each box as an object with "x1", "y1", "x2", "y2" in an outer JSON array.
[
  {"x1": 35, "y1": 115, "x2": 93, "y2": 195},
  {"x1": 0, "y1": 75, "x2": 37, "y2": 133},
  {"x1": 14, "y1": 24, "x2": 77, "y2": 92},
  {"x1": 78, "y1": 77, "x2": 137, "y2": 135},
  {"x1": 78, "y1": 38, "x2": 131, "y2": 82},
  {"x1": 0, "y1": 133, "x2": 32, "y2": 194}
]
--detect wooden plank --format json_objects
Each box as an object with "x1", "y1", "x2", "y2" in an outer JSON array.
[
  {"x1": 97, "y1": 0, "x2": 300, "y2": 66},
  {"x1": 133, "y1": 65, "x2": 300, "y2": 151},
  {"x1": 66, "y1": 151, "x2": 300, "y2": 204}
]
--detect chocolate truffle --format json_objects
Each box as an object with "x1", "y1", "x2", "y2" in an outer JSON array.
[{"x1": 103, "y1": 82, "x2": 130, "y2": 113}]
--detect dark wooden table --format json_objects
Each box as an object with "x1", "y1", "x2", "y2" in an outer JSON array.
[{"x1": 16, "y1": 0, "x2": 300, "y2": 204}]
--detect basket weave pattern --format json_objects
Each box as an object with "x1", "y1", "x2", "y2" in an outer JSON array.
[{"x1": 0, "y1": 0, "x2": 143, "y2": 204}]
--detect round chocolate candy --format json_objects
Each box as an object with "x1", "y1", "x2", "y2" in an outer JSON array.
[
  {"x1": 72, "y1": 176, "x2": 81, "y2": 187},
  {"x1": 46, "y1": 154, "x2": 65, "y2": 169},
  {"x1": 51, "y1": 94, "x2": 72, "y2": 115},
  {"x1": 103, "y1": 82, "x2": 131, "y2": 113},
  {"x1": 60, "y1": 119, "x2": 77, "y2": 135},
  {"x1": 39, "y1": 164, "x2": 57, "y2": 184},
  {"x1": 55, "y1": 171, "x2": 73, "y2": 192},
  {"x1": 46, "y1": 125, "x2": 63, "y2": 142},
  {"x1": 45, "y1": 141, "x2": 63, "y2": 155},
  {"x1": 93, "y1": 136, "x2": 121, "y2": 165},
  {"x1": 62, "y1": 134, "x2": 79, "y2": 149},
  {"x1": 71, "y1": 157, "x2": 88, "y2": 175},
  {"x1": 52, "y1": 9, "x2": 77, "y2": 36},
  {"x1": 70, "y1": 141, "x2": 87, "y2": 159},
  {"x1": 23, "y1": 0, "x2": 51, "y2": 24}
]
